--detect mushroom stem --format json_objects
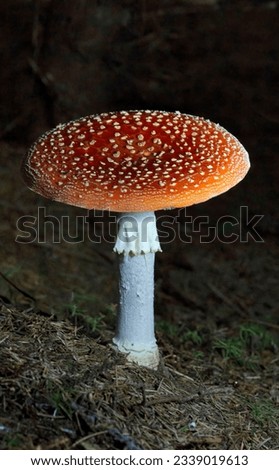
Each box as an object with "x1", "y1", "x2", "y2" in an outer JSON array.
[{"x1": 113, "y1": 211, "x2": 161, "y2": 369}]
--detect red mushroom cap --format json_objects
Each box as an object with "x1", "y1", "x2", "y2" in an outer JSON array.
[{"x1": 22, "y1": 110, "x2": 250, "y2": 212}]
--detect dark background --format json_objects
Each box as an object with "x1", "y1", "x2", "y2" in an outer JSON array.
[{"x1": 1, "y1": 0, "x2": 278, "y2": 142}]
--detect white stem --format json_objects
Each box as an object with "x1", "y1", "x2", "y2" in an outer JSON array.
[{"x1": 113, "y1": 211, "x2": 161, "y2": 369}]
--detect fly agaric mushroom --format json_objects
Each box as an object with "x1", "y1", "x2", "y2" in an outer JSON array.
[{"x1": 21, "y1": 110, "x2": 250, "y2": 369}]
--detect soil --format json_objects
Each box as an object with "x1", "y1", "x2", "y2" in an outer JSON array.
[{"x1": 0, "y1": 0, "x2": 278, "y2": 451}]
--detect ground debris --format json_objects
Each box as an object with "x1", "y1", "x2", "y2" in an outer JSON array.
[{"x1": 0, "y1": 303, "x2": 278, "y2": 450}]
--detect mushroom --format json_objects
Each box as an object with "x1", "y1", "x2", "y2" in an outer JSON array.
[{"x1": 21, "y1": 110, "x2": 250, "y2": 369}]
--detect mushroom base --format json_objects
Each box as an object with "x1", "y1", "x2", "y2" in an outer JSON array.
[{"x1": 112, "y1": 339, "x2": 160, "y2": 369}]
